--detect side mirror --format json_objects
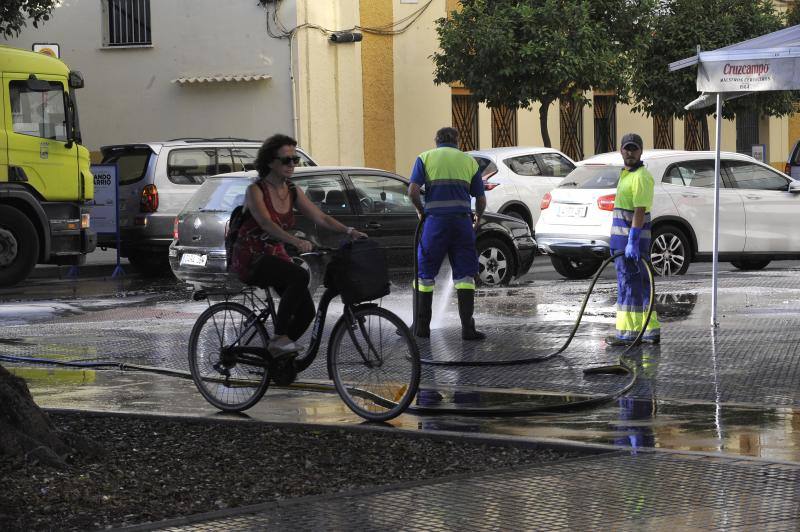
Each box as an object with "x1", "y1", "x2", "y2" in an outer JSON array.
[
  {"x1": 26, "y1": 75, "x2": 51, "y2": 92},
  {"x1": 68, "y1": 71, "x2": 84, "y2": 89},
  {"x1": 789, "y1": 181, "x2": 800, "y2": 194}
]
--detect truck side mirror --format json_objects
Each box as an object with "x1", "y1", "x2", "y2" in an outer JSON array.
[{"x1": 68, "y1": 71, "x2": 84, "y2": 89}]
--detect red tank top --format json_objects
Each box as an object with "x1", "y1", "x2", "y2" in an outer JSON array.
[{"x1": 229, "y1": 180, "x2": 296, "y2": 280}]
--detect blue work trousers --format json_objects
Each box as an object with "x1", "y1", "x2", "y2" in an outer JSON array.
[{"x1": 417, "y1": 214, "x2": 478, "y2": 283}]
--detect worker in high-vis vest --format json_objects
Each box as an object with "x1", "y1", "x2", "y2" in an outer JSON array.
[
  {"x1": 408, "y1": 127, "x2": 486, "y2": 340},
  {"x1": 606, "y1": 133, "x2": 661, "y2": 346}
]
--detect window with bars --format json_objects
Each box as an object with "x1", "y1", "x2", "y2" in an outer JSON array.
[
  {"x1": 103, "y1": 0, "x2": 152, "y2": 47},
  {"x1": 593, "y1": 95, "x2": 616, "y2": 154},
  {"x1": 559, "y1": 98, "x2": 584, "y2": 161},
  {"x1": 653, "y1": 114, "x2": 674, "y2": 149},
  {"x1": 684, "y1": 112, "x2": 709, "y2": 151},
  {"x1": 452, "y1": 94, "x2": 479, "y2": 151},
  {"x1": 491, "y1": 106, "x2": 517, "y2": 147},
  {"x1": 735, "y1": 108, "x2": 760, "y2": 155}
]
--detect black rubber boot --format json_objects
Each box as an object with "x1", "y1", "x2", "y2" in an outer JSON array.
[
  {"x1": 411, "y1": 290, "x2": 433, "y2": 338},
  {"x1": 457, "y1": 289, "x2": 485, "y2": 340}
]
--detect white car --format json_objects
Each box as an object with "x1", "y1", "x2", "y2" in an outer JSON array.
[
  {"x1": 468, "y1": 147, "x2": 576, "y2": 231},
  {"x1": 535, "y1": 149, "x2": 800, "y2": 279}
]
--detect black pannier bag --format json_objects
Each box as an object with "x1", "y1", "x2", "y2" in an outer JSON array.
[
  {"x1": 325, "y1": 239, "x2": 391, "y2": 304},
  {"x1": 224, "y1": 205, "x2": 249, "y2": 272}
]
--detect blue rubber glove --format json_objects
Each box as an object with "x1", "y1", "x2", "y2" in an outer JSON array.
[{"x1": 625, "y1": 227, "x2": 641, "y2": 262}]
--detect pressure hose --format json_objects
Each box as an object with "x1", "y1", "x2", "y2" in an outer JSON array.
[
  {"x1": 403, "y1": 215, "x2": 655, "y2": 416},
  {"x1": 2, "y1": 218, "x2": 654, "y2": 418}
]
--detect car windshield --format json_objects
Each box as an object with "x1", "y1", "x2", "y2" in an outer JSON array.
[
  {"x1": 558, "y1": 165, "x2": 623, "y2": 189},
  {"x1": 183, "y1": 177, "x2": 252, "y2": 213}
]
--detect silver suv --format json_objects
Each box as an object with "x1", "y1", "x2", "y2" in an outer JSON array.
[{"x1": 99, "y1": 138, "x2": 315, "y2": 274}]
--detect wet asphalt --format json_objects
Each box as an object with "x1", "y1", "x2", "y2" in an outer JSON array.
[{"x1": 4, "y1": 255, "x2": 800, "y2": 463}]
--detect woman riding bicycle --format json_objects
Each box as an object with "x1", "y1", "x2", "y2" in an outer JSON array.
[{"x1": 229, "y1": 134, "x2": 367, "y2": 356}]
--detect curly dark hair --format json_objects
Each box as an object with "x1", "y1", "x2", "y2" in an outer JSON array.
[
  {"x1": 255, "y1": 134, "x2": 298, "y2": 177},
  {"x1": 435, "y1": 127, "x2": 459, "y2": 146}
]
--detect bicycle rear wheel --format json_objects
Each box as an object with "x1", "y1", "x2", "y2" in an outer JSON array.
[
  {"x1": 188, "y1": 302, "x2": 270, "y2": 412},
  {"x1": 329, "y1": 306, "x2": 420, "y2": 421}
]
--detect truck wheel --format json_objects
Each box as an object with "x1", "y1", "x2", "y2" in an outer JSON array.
[{"x1": 0, "y1": 205, "x2": 40, "y2": 287}]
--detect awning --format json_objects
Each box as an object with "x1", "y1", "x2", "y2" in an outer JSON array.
[{"x1": 171, "y1": 73, "x2": 272, "y2": 85}]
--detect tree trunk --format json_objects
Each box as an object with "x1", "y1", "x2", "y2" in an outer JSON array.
[
  {"x1": 0, "y1": 364, "x2": 103, "y2": 468},
  {"x1": 539, "y1": 99, "x2": 552, "y2": 148}
]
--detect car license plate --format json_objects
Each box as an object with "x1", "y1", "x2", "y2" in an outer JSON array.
[
  {"x1": 558, "y1": 204, "x2": 588, "y2": 217},
  {"x1": 180, "y1": 253, "x2": 207, "y2": 267}
]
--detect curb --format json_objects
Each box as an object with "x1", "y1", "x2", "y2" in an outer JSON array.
[{"x1": 44, "y1": 407, "x2": 618, "y2": 457}]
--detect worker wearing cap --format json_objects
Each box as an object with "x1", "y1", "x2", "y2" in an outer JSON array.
[
  {"x1": 408, "y1": 127, "x2": 486, "y2": 340},
  {"x1": 606, "y1": 133, "x2": 661, "y2": 346}
]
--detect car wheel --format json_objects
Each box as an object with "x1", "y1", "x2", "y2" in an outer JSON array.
[
  {"x1": 730, "y1": 259, "x2": 771, "y2": 271},
  {"x1": 0, "y1": 205, "x2": 39, "y2": 287},
  {"x1": 650, "y1": 225, "x2": 690, "y2": 276},
  {"x1": 128, "y1": 252, "x2": 173, "y2": 277},
  {"x1": 476, "y1": 237, "x2": 515, "y2": 286},
  {"x1": 550, "y1": 255, "x2": 602, "y2": 280}
]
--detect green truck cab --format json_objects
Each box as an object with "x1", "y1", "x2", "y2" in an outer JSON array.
[{"x1": 0, "y1": 45, "x2": 95, "y2": 287}]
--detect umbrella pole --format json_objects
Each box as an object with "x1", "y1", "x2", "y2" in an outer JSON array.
[{"x1": 711, "y1": 93, "x2": 722, "y2": 328}]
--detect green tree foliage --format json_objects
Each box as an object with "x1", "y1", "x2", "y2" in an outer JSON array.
[
  {"x1": 630, "y1": 0, "x2": 795, "y2": 146},
  {"x1": 432, "y1": 0, "x2": 652, "y2": 147},
  {"x1": 1, "y1": 0, "x2": 57, "y2": 38}
]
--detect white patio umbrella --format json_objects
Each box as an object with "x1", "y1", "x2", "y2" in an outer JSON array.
[{"x1": 669, "y1": 24, "x2": 800, "y2": 327}]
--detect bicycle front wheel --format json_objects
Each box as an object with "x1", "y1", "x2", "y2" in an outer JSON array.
[
  {"x1": 329, "y1": 306, "x2": 420, "y2": 421},
  {"x1": 188, "y1": 302, "x2": 270, "y2": 412}
]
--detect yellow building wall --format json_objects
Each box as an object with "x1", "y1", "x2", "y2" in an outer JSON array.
[
  {"x1": 360, "y1": 0, "x2": 395, "y2": 172},
  {"x1": 393, "y1": 0, "x2": 451, "y2": 176},
  {"x1": 295, "y1": 0, "x2": 364, "y2": 166},
  {"x1": 296, "y1": 0, "x2": 795, "y2": 170}
]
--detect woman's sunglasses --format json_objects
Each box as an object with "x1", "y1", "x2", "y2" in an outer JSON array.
[{"x1": 276, "y1": 156, "x2": 301, "y2": 166}]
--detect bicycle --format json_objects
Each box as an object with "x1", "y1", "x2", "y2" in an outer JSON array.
[{"x1": 187, "y1": 250, "x2": 421, "y2": 422}]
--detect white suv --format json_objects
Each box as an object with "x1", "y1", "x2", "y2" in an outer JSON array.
[
  {"x1": 468, "y1": 147, "x2": 576, "y2": 231},
  {"x1": 535, "y1": 149, "x2": 800, "y2": 279},
  {"x1": 99, "y1": 138, "x2": 315, "y2": 274}
]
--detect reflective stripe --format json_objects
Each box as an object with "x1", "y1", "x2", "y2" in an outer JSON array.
[
  {"x1": 611, "y1": 226, "x2": 651, "y2": 239},
  {"x1": 413, "y1": 279, "x2": 435, "y2": 292},
  {"x1": 428, "y1": 179, "x2": 470, "y2": 188},
  {"x1": 454, "y1": 277, "x2": 475, "y2": 290},
  {"x1": 616, "y1": 309, "x2": 661, "y2": 338},
  {"x1": 425, "y1": 199, "x2": 471, "y2": 210},
  {"x1": 613, "y1": 209, "x2": 652, "y2": 223}
]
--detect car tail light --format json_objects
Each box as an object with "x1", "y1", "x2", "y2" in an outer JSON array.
[
  {"x1": 540, "y1": 192, "x2": 551, "y2": 210},
  {"x1": 140, "y1": 184, "x2": 159, "y2": 212},
  {"x1": 482, "y1": 170, "x2": 499, "y2": 191},
  {"x1": 173, "y1": 217, "x2": 179, "y2": 240},
  {"x1": 785, "y1": 163, "x2": 792, "y2": 175},
  {"x1": 597, "y1": 194, "x2": 616, "y2": 211}
]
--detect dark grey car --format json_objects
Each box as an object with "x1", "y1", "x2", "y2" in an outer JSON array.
[
  {"x1": 99, "y1": 139, "x2": 315, "y2": 274},
  {"x1": 169, "y1": 167, "x2": 536, "y2": 288}
]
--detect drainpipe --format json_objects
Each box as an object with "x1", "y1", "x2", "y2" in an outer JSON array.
[{"x1": 289, "y1": 30, "x2": 299, "y2": 140}]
